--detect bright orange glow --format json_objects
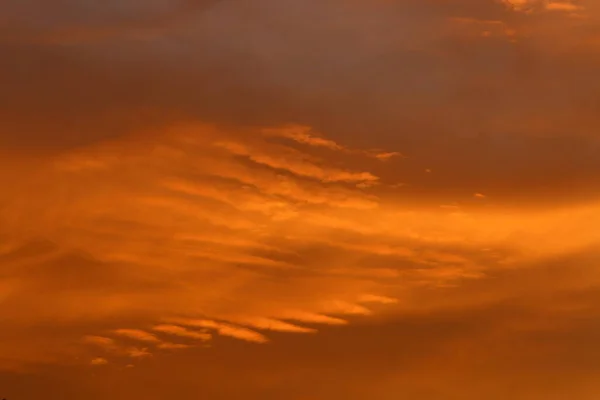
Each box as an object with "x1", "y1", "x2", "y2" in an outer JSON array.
[{"x1": 1, "y1": 0, "x2": 600, "y2": 399}]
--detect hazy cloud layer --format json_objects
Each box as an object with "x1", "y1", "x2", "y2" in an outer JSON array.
[{"x1": 1, "y1": 0, "x2": 600, "y2": 398}]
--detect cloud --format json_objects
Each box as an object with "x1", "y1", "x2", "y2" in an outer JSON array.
[
  {"x1": 157, "y1": 343, "x2": 193, "y2": 350},
  {"x1": 126, "y1": 348, "x2": 152, "y2": 358},
  {"x1": 501, "y1": 0, "x2": 535, "y2": 11},
  {"x1": 264, "y1": 125, "x2": 347, "y2": 152},
  {"x1": 1, "y1": 1, "x2": 600, "y2": 389},
  {"x1": 83, "y1": 336, "x2": 118, "y2": 351},
  {"x1": 83, "y1": 334, "x2": 154, "y2": 363},
  {"x1": 214, "y1": 140, "x2": 380, "y2": 185},
  {"x1": 169, "y1": 319, "x2": 269, "y2": 344},
  {"x1": 4, "y1": 119, "x2": 600, "y2": 369},
  {"x1": 113, "y1": 329, "x2": 161, "y2": 343},
  {"x1": 279, "y1": 312, "x2": 348, "y2": 326},
  {"x1": 152, "y1": 325, "x2": 211, "y2": 341},
  {"x1": 263, "y1": 125, "x2": 403, "y2": 160},
  {"x1": 545, "y1": 1, "x2": 583, "y2": 12},
  {"x1": 501, "y1": 0, "x2": 585, "y2": 13},
  {"x1": 229, "y1": 317, "x2": 316, "y2": 334},
  {"x1": 357, "y1": 294, "x2": 398, "y2": 305},
  {"x1": 90, "y1": 357, "x2": 108, "y2": 366}
]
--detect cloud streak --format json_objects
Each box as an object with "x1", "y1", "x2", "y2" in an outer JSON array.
[
  {"x1": 2, "y1": 122, "x2": 600, "y2": 367},
  {"x1": 1, "y1": 5, "x2": 600, "y2": 400}
]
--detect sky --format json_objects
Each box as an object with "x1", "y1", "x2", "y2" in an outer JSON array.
[{"x1": 1, "y1": 0, "x2": 600, "y2": 399}]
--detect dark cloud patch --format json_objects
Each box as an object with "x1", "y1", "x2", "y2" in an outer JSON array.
[{"x1": 2, "y1": 0, "x2": 599, "y2": 204}]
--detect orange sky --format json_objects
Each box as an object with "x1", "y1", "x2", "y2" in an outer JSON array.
[{"x1": 1, "y1": 0, "x2": 600, "y2": 399}]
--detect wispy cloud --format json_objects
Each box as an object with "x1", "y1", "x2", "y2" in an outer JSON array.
[
  {"x1": 229, "y1": 317, "x2": 316, "y2": 334},
  {"x1": 263, "y1": 125, "x2": 403, "y2": 160},
  {"x1": 152, "y1": 325, "x2": 211, "y2": 341},
  {"x1": 2, "y1": 0, "x2": 600, "y2": 384},
  {"x1": 4, "y1": 120, "x2": 600, "y2": 367},
  {"x1": 90, "y1": 357, "x2": 108, "y2": 366},
  {"x1": 170, "y1": 319, "x2": 269, "y2": 344},
  {"x1": 157, "y1": 342, "x2": 192, "y2": 350},
  {"x1": 83, "y1": 336, "x2": 119, "y2": 352},
  {"x1": 113, "y1": 329, "x2": 161, "y2": 343}
]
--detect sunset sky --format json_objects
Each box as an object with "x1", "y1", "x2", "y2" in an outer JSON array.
[{"x1": 2, "y1": 0, "x2": 600, "y2": 399}]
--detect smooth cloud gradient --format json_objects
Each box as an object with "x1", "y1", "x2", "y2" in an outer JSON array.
[{"x1": 1, "y1": 0, "x2": 600, "y2": 399}]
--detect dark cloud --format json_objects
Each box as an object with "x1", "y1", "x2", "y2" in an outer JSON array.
[{"x1": 2, "y1": 0, "x2": 599, "y2": 203}]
